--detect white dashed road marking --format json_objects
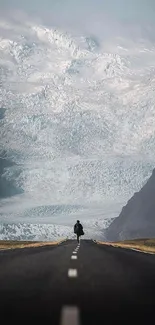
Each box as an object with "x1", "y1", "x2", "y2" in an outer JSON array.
[
  {"x1": 71, "y1": 255, "x2": 77, "y2": 260},
  {"x1": 60, "y1": 306, "x2": 80, "y2": 325},
  {"x1": 68, "y1": 269, "x2": 78, "y2": 278},
  {"x1": 73, "y1": 251, "x2": 77, "y2": 254}
]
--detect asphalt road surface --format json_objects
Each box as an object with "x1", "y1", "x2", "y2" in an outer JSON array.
[{"x1": 1, "y1": 240, "x2": 155, "y2": 324}]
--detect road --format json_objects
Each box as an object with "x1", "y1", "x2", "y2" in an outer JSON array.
[{"x1": 0, "y1": 239, "x2": 155, "y2": 324}]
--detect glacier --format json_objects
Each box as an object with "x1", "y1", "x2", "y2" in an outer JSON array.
[{"x1": 0, "y1": 3, "x2": 155, "y2": 240}]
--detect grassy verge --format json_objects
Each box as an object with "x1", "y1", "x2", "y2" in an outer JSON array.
[
  {"x1": 0, "y1": 239, "x2": 66, "y2": 250},
  {"x1": 96, "y1": 238, "x2": 155, "y2": 254}
]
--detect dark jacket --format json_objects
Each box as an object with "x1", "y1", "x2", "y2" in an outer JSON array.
[{"x1": 74, "y1": 222, "x2": 84, "y2": 236}]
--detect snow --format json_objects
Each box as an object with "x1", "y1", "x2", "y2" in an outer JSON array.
[
  {"x1": 0, "y1": 5, "x2": 155, "y2": 240},
  {"x1": 0, "y1": 217, "x2": 114, "y2": 241}
]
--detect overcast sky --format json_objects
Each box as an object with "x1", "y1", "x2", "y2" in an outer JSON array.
[
  {"x1": 0, "y1": 0, "x2": 155, "y2": 41},
  {"x1": 1, "y1": 0, "x2": 155, "y2": 22}
]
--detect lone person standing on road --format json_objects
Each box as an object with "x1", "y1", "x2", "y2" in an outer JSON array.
[{"x1": 74, "y1": 220, "x2": 84, "y2": 243}]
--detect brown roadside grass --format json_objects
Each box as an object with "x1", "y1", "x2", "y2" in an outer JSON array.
[
  {"x1": 96, "y1": 238, "x2": 155, "y2": 254},
  {"x1": 0, "y1": 239, "x2": 66, "y2": 250}
]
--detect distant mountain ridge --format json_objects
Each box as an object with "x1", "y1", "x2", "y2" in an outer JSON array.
[{"x1": 106, "y1": 168, "x2": 155, "y2": 241}]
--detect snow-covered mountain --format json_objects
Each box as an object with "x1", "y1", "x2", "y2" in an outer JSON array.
[
  {"x1": 0, "y1": 5, "x2": 155, "y2": 240},
  {"x1": 106, "y1": 168, "x2": 155, "y2": 241},
  {"x1": 0, "y1": 217, "x2": 114, "y2": 241}
]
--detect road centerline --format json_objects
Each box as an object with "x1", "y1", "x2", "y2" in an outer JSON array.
[
  {"x1": 60, "y1": 306, "x2": 80, "y2": 325},
  {"x1": 68, "y1": 269, "x2": 78, "y2": 278},
  {"x1": 71, "y1": 255, "x2": 77, "y2": 260}
]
